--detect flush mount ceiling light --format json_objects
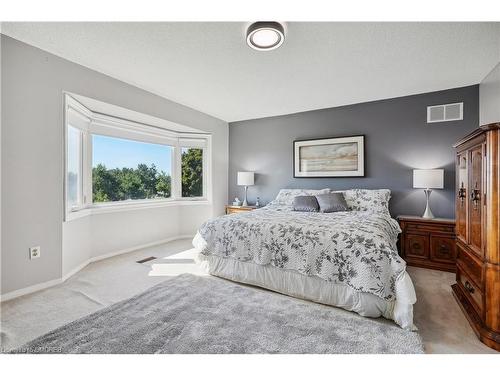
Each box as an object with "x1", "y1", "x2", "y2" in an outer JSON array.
[{"x1": 246, "y1": 22, "x2": 285, "y2": 51}]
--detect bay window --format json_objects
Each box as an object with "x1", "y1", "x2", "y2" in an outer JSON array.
[{"x1": 64, "y1": 94, "x2": 211, "y2": 220}]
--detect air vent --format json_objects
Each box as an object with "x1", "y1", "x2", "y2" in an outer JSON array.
[
  {"x1": 136, "y1": 256, "x2": 157, "y2": 264},
  {"x1": 427, "y1": 102, "x2": 463, "y2": 123}
]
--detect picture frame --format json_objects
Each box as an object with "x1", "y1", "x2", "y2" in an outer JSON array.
[{"x1": 293, "y1": 135, "x2": 365, "y2": 177}]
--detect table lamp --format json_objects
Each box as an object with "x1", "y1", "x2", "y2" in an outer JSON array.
[
  {"x1": 413, "y1": 169, "x2": 444, "y2": 219},
  {"x1": 237, "y1": 171, "x2": 254, "y2": 206}
]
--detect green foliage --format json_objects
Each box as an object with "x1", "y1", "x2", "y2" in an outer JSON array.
[
  {"x1": 93, "y1": 163, "x2": 170, "y2": 203},
  {"x1": 92, "y1": 164, "x2": 118, "y2": 202},
  {"x1": 92, "y1": 150, "x2": 203, "y2": 203},
  {"x1": 156, "y1": 172, "x2": 171, "y2": 198},
  {"x1": 181, "y1": 148, "x2": 203, "y2": 197}
]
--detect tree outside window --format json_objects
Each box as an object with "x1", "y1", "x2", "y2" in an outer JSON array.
[{"x1": 181, "y1": 148, "x2": 203, "y2": 197}]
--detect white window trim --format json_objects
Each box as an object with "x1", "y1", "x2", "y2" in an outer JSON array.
[
  {"x1": 64, "y1": 94, "x2": 212, "y2": 221},
  {"x1": 64, "y1": 98, "x2": 91, "y2": 214}
]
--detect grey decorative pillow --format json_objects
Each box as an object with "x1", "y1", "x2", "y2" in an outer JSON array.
[
  {"x1": 316, "y1": 193, "x2": 348, "y2": 213},
  {"x1": 292, "y1": 196, "x2": 319, "y2": 212},
  {"x1": 274, "y1": 188, "x2": 330, "y2": 206}
]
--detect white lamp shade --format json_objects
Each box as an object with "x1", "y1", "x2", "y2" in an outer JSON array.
[
  {"x1": 237, "y1": 171, "x2": 255, "y2": 186},
  {"x1": 413, "y1": 169, "x2": 444, "y2": 189}
]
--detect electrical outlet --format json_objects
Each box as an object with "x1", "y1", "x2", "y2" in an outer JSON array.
[{"x1": 29, "y1": 246, "x2": 41, "y2": 259}]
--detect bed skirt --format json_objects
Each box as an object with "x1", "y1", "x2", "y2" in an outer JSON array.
[{"x1": 193, "y1": 233, "x2": 416, "y2": 331}]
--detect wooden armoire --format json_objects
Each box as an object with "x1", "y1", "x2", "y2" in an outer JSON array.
[{"x1": 452, "y1": 123, "x2": 500, "y2": 351}]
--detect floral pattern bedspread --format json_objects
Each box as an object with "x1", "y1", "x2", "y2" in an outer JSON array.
[{"x1": 198, "y1": 205, "x2": 404, "y2": 301}]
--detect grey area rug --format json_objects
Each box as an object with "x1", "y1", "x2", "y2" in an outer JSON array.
[{"x1": 14, "y1": 274, "x2": 424, "y2": 354}]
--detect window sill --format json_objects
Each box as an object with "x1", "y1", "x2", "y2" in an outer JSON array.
[{"x1": 65, "y1": 199, "x2": 211, "y2": 222}]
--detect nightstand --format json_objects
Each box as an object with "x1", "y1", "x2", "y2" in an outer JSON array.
[
  {"x1": 398, "y1": 215, "x2": 456, "y2": 273},
  {"x1": 225, "y1": 205, "x2": 258, "y2": 215}
]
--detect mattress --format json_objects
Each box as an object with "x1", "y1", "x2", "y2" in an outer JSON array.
[
  {"x1": 194, "y1": 233, "x2": 417, "y2": 330},
  {"x1": 193, "y1": 193, "x2": 417, "y2": 330}
]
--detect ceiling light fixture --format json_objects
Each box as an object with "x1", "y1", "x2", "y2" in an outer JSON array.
[{"x1": 246, "y1": 22, "x2": 285, "y2": 51}]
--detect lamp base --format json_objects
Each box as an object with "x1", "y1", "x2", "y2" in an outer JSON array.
[
  {"x1": 422, "y1": 189, "x2": 435, "y2": 219},
  {"x1": 242, "y1": 186, "x2": 249, "y2": 206}
]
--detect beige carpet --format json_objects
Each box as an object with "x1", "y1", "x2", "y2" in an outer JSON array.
[{"x1": 0, "y1": 238, "x2": 496, "y2": 353}]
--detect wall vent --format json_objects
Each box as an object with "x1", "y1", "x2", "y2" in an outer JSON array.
[{"x1": 427, "y1": 102, "x2": 463, "y2": 123}]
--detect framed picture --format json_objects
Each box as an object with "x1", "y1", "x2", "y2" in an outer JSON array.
[{"x1": 294, "y1": 135, "x2": 365, "y2": 177}]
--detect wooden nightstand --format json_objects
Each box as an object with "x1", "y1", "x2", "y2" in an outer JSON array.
[
  {"x1": 398, "y1": 215, "x2": 456, "y2": 273},
  {"x1": 225, "y1": 205, "x2": 258, "y2": 215}
]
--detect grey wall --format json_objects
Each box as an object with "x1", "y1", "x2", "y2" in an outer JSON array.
[
  {"x1": 480, "y1": 62, "x2": 500, "y2": 125},
  {"x1": 1, "y1": 35, "x2": 228, "y2": 295},
  {"x1": 229, "y1": 85, "x2": 479, "y2": 219}
]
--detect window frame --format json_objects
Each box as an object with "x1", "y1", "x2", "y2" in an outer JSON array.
[
  {"x1": 64, "y1": 94, "x2": 211, "y2": 221},
  {"x1": 65, "y1": 125, "x2": 84, "y2": 211},
  {"x1": 179, "y1": 143, "x2": 209, "y2": 200},
  {"x1": 90, "y1": 133, "x2": 176, "y2": 205}
]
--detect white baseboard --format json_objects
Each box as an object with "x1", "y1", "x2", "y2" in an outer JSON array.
[
  {"x1": 61, "y1": 260, "x2": 91, "y2": 282},
  {"x1": 89, "y1": 234, "x2": 193, "y2": 264},
  {"x1": 0, "y1": 278, "x2": 62, "y2": 303},
  {"x1": 1, "y1": 234, "x2": 195, "y2": 303}
]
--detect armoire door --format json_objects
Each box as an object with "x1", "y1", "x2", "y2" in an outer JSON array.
[
  {"x1": 468, "y1": 144, "x2": 484, "y2": 258},
  {"x1": 456, "y1": 151, "x2": 468, "y2": 244}
]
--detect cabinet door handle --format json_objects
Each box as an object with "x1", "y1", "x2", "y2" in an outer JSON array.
[
  {"x1": 470, "y1": 182, "x2": 480, "y2": 210},
  {"x1": 464, "y1": 280, "x2": 475, "y2": 294},
  {"x1": 458, "y1": 183, "x2": 466, "y2": 206}
]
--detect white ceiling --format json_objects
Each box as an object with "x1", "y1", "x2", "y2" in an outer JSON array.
[{"x1": 2, "y1": 22, "x2": 500, "y2": 122}]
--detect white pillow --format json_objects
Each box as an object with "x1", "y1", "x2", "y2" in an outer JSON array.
[
  {"x1": 343, "y1": 189, "x2": 391, "y2": 215},
  {"x1": 273, "y1": 188, "x2": 330, "y2": 206}
]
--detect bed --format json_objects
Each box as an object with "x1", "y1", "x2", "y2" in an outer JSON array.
[{"x1": 193, "y1": 188, "x2": 417, "y2": 330}]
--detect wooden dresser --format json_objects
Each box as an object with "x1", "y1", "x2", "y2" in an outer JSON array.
[
  {"x1": 452, "y1": 123, "x2": 500, "y2": 351},
  {"x1": 398, "y1": 216, "x2": 456, "y2": 272}
]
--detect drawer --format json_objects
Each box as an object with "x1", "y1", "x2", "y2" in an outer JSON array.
[
  {"x1": 457, "y1": 266, "x2": 483, "y2": 314},
  {"x1": 430, "y1": 235, "x2": 456, "y2": 264},
  {"x1": 406, "y1": 222, "x2": 454, "y2": 234},
  {"x1": 456, "y1": 243, "x2": 483, "y2": 287},
  {"x1": 405, "y1": 233, "x2": 429, "y2": 259},
  {"x1": 226, "y1": 206, "x2": 255, "y2": 215}
]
